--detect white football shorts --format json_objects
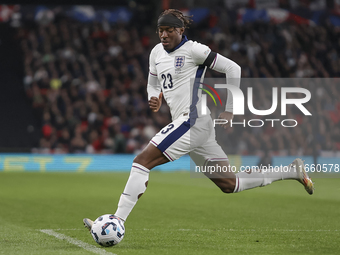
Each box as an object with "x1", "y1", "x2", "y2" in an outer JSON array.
[{"x1": 150, "y1": 114, "x2": 228, "y2": 166}]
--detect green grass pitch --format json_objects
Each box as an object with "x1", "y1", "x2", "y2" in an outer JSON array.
[{"x1": 0, "y1": 171, "x2": 339, "y2": 255}]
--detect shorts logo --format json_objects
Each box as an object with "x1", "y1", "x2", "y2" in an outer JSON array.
[{"x1": 174, "y1": 56, "x2": 185, "y2": 68}]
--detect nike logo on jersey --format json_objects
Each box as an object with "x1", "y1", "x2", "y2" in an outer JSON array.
[{"x1": 156, "y1": 62, "x2": 161, "y2": 65}]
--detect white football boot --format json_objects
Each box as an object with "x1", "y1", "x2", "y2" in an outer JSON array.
[
  {"x1": 291, "y1": 158, "x2": 314, "y2": 195},
  {"x1": 83, "y1": 218, "x2": 94, "y2": 231}
]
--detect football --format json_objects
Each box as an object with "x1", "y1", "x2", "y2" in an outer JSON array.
[{"x1": 90, "y1": 214, "x2": 125, "y2": 247}]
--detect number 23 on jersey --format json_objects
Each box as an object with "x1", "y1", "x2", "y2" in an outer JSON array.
[{"x1": 161, "y1": 73, "x2": 173, "y2": 89}]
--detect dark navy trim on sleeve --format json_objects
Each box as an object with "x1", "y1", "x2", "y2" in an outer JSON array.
[{"x1": 203, "y1": 51, "x2": 217, "y2": 67}]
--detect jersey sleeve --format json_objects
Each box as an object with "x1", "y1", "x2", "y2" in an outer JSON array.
[
  {"x1": 147, "y1": 45, "x2": 161, "y2": 100},
  {"x1": 149, "y1": 45, "x2": 158, "y2": 76},
  {"x1": 191, "y1": 42, "x2": 212, "y2": 65},
  {"x1": 147, "y1": 74, "x2": 161, "y2": 100},
  {"x1": 210, "y1": 53, "x2": 241, "y2": 113}
]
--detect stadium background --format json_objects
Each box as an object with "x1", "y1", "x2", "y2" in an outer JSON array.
[{"x1": 0, "y1": 0, "x2": 339, "y2": 172}]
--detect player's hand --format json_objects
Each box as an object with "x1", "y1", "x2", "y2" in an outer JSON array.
[
  {"x1": 149, "y1": 92, "x2": 163, "y2": 112},
  {"x1": 217, "y1": 111, "x2": 233, "y2": 129}
]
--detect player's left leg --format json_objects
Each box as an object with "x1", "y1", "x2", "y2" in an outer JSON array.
[
  {"x1": 190, "y1": 124, "x2": 314, "y2": 194},
  {"x1": 202, "y1": 158, "x2": 313, "y2": 194}
]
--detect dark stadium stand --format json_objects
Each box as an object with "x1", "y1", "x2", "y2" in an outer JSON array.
[
  {"x1": 0, "y1": 23, "x2": 40, "y2": 150},
  {"x1": 0, "y1": 3, "x2": 339, "y2": 156}
]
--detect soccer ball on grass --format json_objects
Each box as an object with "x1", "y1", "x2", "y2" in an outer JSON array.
[{"x1": 91, "y1": 214, "x2": 125, "y2": 247}]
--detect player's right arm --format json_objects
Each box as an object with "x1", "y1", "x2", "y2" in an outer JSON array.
[
  {"x1": 149, "y1": 92, "x2": 163, "y2": 112},
  {"x1": 147, "y1": 45, "x2": 163, "y2": 112}
]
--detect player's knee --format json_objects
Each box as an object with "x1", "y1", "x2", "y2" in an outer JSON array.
[
  {"x1": 133, "y1": 154, "x2": 152, "y2": 168},
  {"x1": 133, "y1": 154, "x2": 144, "y2": 165},
  {"x1": 220, "y1": 186, "x2": 234, "y2": 194},
  {"x1": 218, "y1": 180, "x2": 235, "y2": 194}
]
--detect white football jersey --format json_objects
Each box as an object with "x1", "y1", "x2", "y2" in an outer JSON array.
[{"x1": 149, "y1": 37, "x2": 212, "y2": 121}]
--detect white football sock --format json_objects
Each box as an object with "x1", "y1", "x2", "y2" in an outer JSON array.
[
  {"x1": 115, "y1": 163, "x2": 150, "y2": 221},
  {"x1": 234, "y1": 165, "x2": 298, "y2": 193}
]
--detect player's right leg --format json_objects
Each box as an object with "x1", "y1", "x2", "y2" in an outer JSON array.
[
  {"x1": 114, "y1": 114, "x2": 199, "y2": 222},
  {"x1": 83, "y1": 143, "x2": 167, "y2": 230},
  {"x1": 83, "y1": 143, "x2": 166, "y2": 231},
  {"x1": 83, "y1": 218, "x2": 93, "y2": 231},
  {"x1": 113, "y1": 143, "x2": 168, "y2": 222},
  {"x1": 83, "y1": 115, "x2": 195, "y2": 229}
]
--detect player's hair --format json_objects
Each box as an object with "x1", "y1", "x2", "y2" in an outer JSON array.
[{"x1": 158, "y1": 9, "x2": 193, "y2": 29}]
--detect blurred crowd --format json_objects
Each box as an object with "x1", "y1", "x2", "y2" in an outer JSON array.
[{"x1": 18, "y1": 8, "x2": 340, "y2": 156}]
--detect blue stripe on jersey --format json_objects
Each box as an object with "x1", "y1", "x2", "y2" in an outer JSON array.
[
  {"x1": 189, "y1": 65, "x2": 205, "y2": 126},
  {"x1": 157, "y1": 119, "x2": 190, "y2": 152},
  {"x1": 156, "y1": 64, "x2": 206, "y2": 153}
]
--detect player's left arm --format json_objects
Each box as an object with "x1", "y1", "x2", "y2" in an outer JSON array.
[
  {"x1": 191, "y1": 43, "x2": 241, "y2": 128},
  {"x1": 208, "y1": 52, "x2": 241, "y2": 128}
]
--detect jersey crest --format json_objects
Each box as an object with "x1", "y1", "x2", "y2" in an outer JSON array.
[{"x1": 174, "y1": 56, "x2": 185, "y2": 68}]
